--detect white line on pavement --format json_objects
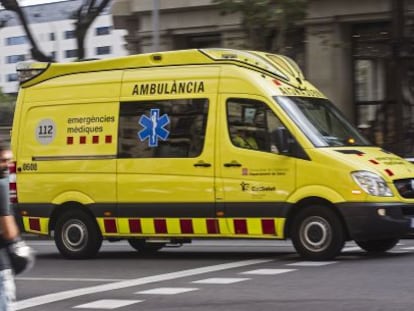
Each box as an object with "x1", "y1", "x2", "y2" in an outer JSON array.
[
  {"x1": 16, "y1": 277, "x2": 126, "y2": 282},
  {"x1": 15, "y1": 258, "x2": 273, "y2": 310}
]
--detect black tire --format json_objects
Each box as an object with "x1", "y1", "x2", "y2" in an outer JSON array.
[
  {"x1": 355, "y1": 238, "x2": 399, "y2": 253},
  {"x1": 291, "y1": 206, "x2": 345, "y2": 261},
  {"x1": 54, "y1": 209, "x2": 102, "y2": 259},
  {"x1": 127, "y1": 239, "x2": 165, "y2": 253}
]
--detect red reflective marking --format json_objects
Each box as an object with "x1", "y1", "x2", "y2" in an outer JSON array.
[
  {"x1": 385, "y1": 169, "x2": 394, "y2": 176},
  {"x1": 80, "y1": 136, "x2": 86, "y2": 144},
  {"x1": 105, "y1": 135, "x2": 112, "y2": 143},
  {"x1": 154, "y1": 219, "x2": 167, "y2": 233},
  {"x1": 67, "y1": 137, "x2": 74, "y2": 145},
  {"x1": 180, "y1": 219, "x2": 194, "y2": 234},
  {"x1": 272, "y1": 79, "x2": 281, "y2": 86},
  {"x1": 369, "y1": 159, "x2": 379, "y2": 165},
  {"x1": 92, "y1": 136, "x2": 99, "y2": 144},
  {"x1": 29, "y1": 218, "x2": 41, "y2": 231},
  {"x1": 234, "y1": 219, "x2": 247, "y2": 234},
  {"x1": 104, "y1": 219, "x2": 117, "y2": 233},
  {"x1": 261, "y1": 219, "x2": 276, "y2": 234},
  {"x1": 206, "y1": 219, "x2": 219, "y2": 234},
  {"x1": 129, "y1": 219, "x2": 142, "y2": 233}
]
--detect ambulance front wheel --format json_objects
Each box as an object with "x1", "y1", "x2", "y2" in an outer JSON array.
[
  {"x1": 54, "y1": 209, "x2": 103, "y2": 259},
  {"x1": 355, "y1": 238, "x2": 399, "y2": 253},
  {"x1": 291, "y1": 206, "x2": 345, "y2": 261}
]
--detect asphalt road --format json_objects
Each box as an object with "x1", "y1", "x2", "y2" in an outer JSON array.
[{"x1": 14, "y1": 239, "x2": 414, "y2": 311}]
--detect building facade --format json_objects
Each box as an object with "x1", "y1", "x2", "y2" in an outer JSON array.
[
  {"x1": 306, "y1": 0, "x2": 414, "y2": 157},
  {"x1": 112, "y1": 0, "x2": 414, "y2": 158},
  {"x1": 0, "y1": 0, "x2": 128, "y2": 94}
]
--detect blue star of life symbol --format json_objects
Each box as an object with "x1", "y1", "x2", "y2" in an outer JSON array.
[{"x1": 138, "y1": 109, "x2": 170, "y2": 147}]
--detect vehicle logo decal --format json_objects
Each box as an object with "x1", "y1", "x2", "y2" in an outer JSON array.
[{"x1": 138, "y1": 109, "x2": 170, "y2": 147}]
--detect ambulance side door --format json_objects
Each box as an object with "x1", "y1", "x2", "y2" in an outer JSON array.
[
  {"x1": 216, "y1": 95, "x2": 296, "y2": 237},
  {"x1": 117, "y1": 67, "x2": 218, "y2": 235}
]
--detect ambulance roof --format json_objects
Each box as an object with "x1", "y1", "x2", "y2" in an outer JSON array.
[{"x1": 17, "y1": 48, "x2": 306, "y2": 88}]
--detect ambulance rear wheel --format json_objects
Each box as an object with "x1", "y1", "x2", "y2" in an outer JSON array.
[
  {"x1": 291, "y1": 206, "x2": 345, "y2": 261},
  {"x1": 355, "y1": 238, "x2": 399, "y2": 253},
  {"x1": 128, "y1": 239, "x2": 165, "y2": 253},
  {"x1": 55, "y1": 209, "x2": 103, "y2": 259}
]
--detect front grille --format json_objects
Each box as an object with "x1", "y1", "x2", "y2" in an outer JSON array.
[{"x1": 394, "y1": 178, "x2": 414, "y2": 199}]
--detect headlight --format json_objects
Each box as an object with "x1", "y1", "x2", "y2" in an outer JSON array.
[{"x1": 351, "y1": 171, "x2": 393, "y2": 197}]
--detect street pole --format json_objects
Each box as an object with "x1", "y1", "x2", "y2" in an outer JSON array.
[
  {"x1": 391, "y1": 0, "x2": 404, "y2": 155},
  {"x1": 152, "y1": 0, "x2": 160, "y2": 52}
]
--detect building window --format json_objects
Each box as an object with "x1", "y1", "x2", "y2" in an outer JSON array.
[
  {"x1": 6, "y1": 73, "x2": 18, "y2": 82},
  {"x1": 95, "y1": 26, "x2": 111, "y2": 36},
  {"x1": 5, "y1": 36, "x2": 27, "y2": 46},
  {"x1": 6, "y1": 55, "x2": 26, "y2": 64},
  {"x1": 49, "y1": 33, "x2": 56, "y2": 41},
  {"x1": 96, "y1": 46, "x2": 111, "y2": 55},
  {"x1": 119, "y1": 99, "x2": 209, "y2": 158},
  {"x1": 65, "y1": 49, "x2": 78, "y2": 58},
  {"x1": 50, "y1": 51, "x2": 56, "y2": 60},
  {"x1": 64, "y1": 30, "x2": 76, "y2": 39}
]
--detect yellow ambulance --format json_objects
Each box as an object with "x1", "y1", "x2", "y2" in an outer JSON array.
[{"x1": 10, "y1": 48, "x2": 414, "y2": 260}]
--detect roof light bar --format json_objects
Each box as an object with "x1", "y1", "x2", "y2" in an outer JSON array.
[{"x1": 16, "y1": 61, "x2": 49, "y2": 83}]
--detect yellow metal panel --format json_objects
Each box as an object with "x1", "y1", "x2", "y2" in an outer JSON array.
[
  {"x1": 246, "y1": 218, "x2": 262, "y2": 235},
  {"x1": 117, "y1": 218, "x2": 130, "y2": 234},
  {"x1": 276, "y1": 218, "x2": 286, "y2": 238},
  {"x1": 192, "y1": 218, "x2": 207, "y2": 234},
  {"x1": 166, "y1": 218, "x2": 181, "y2": 234},
  {"x1": 141, "y1": 218, "x2": 155, "y2": 234}
]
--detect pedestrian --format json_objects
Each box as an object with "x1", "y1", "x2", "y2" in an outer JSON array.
[{"x1": 0, "y1": 142, "x2": 34, "y2": 311}]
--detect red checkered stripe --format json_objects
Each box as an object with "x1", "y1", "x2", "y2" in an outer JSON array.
[
  {"x1": 66, "y1": 135, "x2": 113, "y2": 145},
  {"x1": 98, "y1": 217, "x2": 284, "y2": 238}
]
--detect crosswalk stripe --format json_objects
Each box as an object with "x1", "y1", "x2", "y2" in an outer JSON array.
[
  {"x1": 73, "y1": 299, "x2": 143, "y2": 309},
  {"x1": 286, "y1": 261, "x2": 337, "y2": 267},
  {"x1": 136, "y1": 287, "x2": 199, "y2": 295},
  {"x1": 15, "y1": 258, "x2": 272, "y2": 310},
  {"x1": 241, "y1": 268, "x2": 295, "y2": 275},
  {"x1": 192, "y1": 278, "x2": 250, "y2": 284}
]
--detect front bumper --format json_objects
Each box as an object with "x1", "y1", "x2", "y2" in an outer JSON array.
[{"x1": 337, "y1": 202, "x2": 412, "y2": 241}]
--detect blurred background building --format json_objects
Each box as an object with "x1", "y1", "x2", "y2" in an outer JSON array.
[
  {"x1": 112, "y1": 0, "x2": 414, "y2": 158},
  {"x1": 0, "y1": 0, "x2": 127, "y2": 142},
  {"x1": 0, "y1": 0, "x2": 127, "y2": 95}
]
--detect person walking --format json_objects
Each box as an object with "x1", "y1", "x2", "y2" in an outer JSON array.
[{"x1": 0, "y1": 142, "x2": 34, "y2": 311}]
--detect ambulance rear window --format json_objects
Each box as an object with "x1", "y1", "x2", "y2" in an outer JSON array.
[{"x1": 118, "y1": 98, "x2": 208, "y2": 158}]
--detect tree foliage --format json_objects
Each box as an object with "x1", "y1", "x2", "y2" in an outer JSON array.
[
  {"x1": 213, "y1": 0, "x2": 306, "y2": 53},
  {"x1": 0, "y1": 0, "x2": 112, "y2": 62},
  {"x1": 72, "y1": 0, "x2": 112, "y2": 60}
]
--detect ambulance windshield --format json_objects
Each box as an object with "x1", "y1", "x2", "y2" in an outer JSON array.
[{"x1": 275, "y1": 96, "x2": 371, "y2": 147}]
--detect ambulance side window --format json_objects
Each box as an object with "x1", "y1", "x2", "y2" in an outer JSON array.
[
  {"x1": 227, "y1": 98, "x2": 285, "y2": 154},
  {"x1": 118, "y1": 99, "x2": 208, "y2": 158}
]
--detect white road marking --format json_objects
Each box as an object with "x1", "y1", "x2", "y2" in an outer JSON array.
[
  {"x1": 388, "y1": 250, "x2": 409, "y2": 254},
  {"x1": 16, "y1": 277, "x2": 125, "y2": 282},
  {"x1": 342, "y1": 246, "x2": 362, "y2": 252},
  {"x1": 136, "y1": 287, "x2": 199, "y2": 295},
  {"x1": 73, "y1": 299, "x2": 143, "y2": 309},
  {"x1": 241, "y1": 268, "x2": 296, "y2": 275},
  {"x1": 15, "y1": 258, "x2": 272, "y2": 310},
  {"x1": 286, "y1": 261, "x2": 337, "y2": 267},
  {"x1": 192, "y1": 277, "x2": 250, "y2": 284}
]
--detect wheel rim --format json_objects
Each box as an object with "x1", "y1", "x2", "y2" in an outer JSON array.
[
  {"x1": 299, "y1": 216, "x2": 332, "y2": 253},
  {"x1": 62, "y1": 220, "x2": 88, "y2": 252}
]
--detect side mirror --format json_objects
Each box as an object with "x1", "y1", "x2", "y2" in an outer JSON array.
[{"x1": 273, "y1": 127, "x2": 293, "y2": 155}]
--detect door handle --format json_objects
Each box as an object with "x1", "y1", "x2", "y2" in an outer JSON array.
[
  {"x1": 194, "y1": 161, "x2": 211, "y2": 167},
  {"x1": 224, "y1": 161, "x2": 242, "y2": 167}
]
